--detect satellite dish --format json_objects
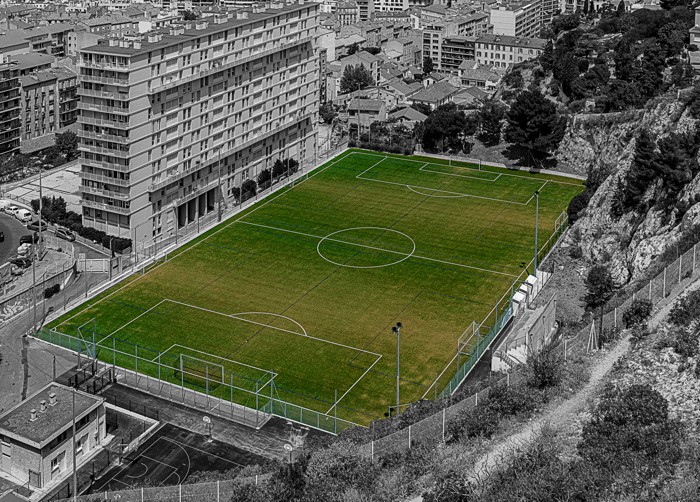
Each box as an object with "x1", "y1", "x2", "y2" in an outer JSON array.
[
  {"x1": 283, "y1": 443, "x2": 293, "y2": 452},
  {"x1": 203, "y1": 416, "x2": 211, "y2": 424}
]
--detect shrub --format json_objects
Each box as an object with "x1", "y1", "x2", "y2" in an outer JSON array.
[
  {"x1": 567, "y1": 190, "x2": 591, "y2": 223},
  {"x1": 668, "y1": 290, "x2": 700, "y2": 327},
  {"x1": 670, "y1": 327, "x2": 699, "y2": 358},
  {"x1": 447, "y1": 404, "x2": 500, "y2": 442},
  {"x1": 44, "y1": 284, "x2": 60, "y2": 299},
  {"x1": 623, "y1": 299, "x2": 653, "y2": 328},
  {"x1": 487, "y1": 384, "x2": 541, "y2": 417},
  {"x1": 526, "y1": 342, "x2": 562, "y2": 389}
]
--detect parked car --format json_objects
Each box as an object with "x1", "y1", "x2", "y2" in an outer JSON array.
[
  {"x1": 6, "y1": 205, "x2": 19, "y2": 216},
  {"x1": 27, "y1": 220, "x2": 48, "y2": 231},
  {"x1": 17, "y1": 243, "x2": 32, "y2": 256},
  {"x1": 0, "y1": 200, "x2": 11, "y2": 212},
  {"x1": 55, "y1": 228, "x2": 75, "y2": 241},
  {"x1": 19, "y1": 234, "x2": 39, "y2": 245},
  {"x1": 9, "y1": 256, "x2": 31, "y2": 268},
  {"x1": 16, "y1": 209, "x2": 33, "y2": 223}
]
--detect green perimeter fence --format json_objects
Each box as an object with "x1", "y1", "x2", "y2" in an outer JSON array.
[{"x1": 34, "y1": 327, "x2": 360, "y2": 435}]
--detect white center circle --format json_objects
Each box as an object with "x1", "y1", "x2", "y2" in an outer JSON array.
[{"x1": 316, "y1": 227, "x2": 416, "y2": 269}]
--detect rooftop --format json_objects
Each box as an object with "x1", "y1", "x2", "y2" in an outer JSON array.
[
  {"x1": 348, "y1": 97, "x2": 384, "y2": 111},
  {"x1": 0, "y1": 383, "x2": 103, "y2": 448},
  {"x1": 409, "y1": 80, "x2": 459, "y2": 103},
  {"x1": 82, "y1": 3, "x2": 313, "y2": 57},
  {"x1": 14, "y1": 51, "x2": 55, "y2": 72},
  {"x1": 389, "y1": 106, "x2": 427, "y2": 122}
]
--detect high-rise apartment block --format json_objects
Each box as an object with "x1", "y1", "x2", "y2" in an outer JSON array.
[
  {"x1": 490, "y1": 0, "x2": 542, "y2": 38},
  {"x1": 0, "y1": 55, "x2": 21, "y2": 155},
  {"x1": 77, "y1": 2, "x2": 319, "y2": 242}
]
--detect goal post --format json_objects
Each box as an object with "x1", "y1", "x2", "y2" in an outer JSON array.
[{"x1": 175, "y1": 353, "x2": 225, "y2": 392}]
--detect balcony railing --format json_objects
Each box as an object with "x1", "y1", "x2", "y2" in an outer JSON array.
[
  {"x1": 80, "y1": 185, "x2": 130, "y2": 200},
  {"x1": 82, "y1": 158, "x2": 131, "y2": 173},
  {"x1": 80, "y1": 171, "x2": 131, "y2": 187},
  {"x1": 79, "y1": 88, "x2": 130, "y2": 100},
  {"x1": 78, "y1": 115, "x2": 129, "y2": 129},
  {"x1": 80, "y1": 61, "x2": 130, "y2": 71},
  {"x1": 80, "y1": 130, "x2": 130, "y2": 144},
  {"x1": 79, "y1": 74, "x2": 130, "y2": 86},
  {"x1": 81, "y1": 198, "x2": 131, "y2": 215},
  {"x1": 78, "y1": 102, "x2": 130, "y2": 115},
  {"x1": 79, "y1": 144, "x2": 130, "y2": 159}
]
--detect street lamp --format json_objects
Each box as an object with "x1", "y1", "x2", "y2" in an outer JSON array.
[
  {"x1": 392, "y1": 321, "x2": 402, "y2": 415},
  {"x1": 533, "y1": 190, "x2": 540, "y2": 277}
]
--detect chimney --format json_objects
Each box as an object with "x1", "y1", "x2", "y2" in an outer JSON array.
[
  {"x1": 195, "y1": 20, "x2": 208, "y2": 30},
  {"x1": 30, "y1": 409, "x2": 38, "y2": 422},
  {"x1": 49, "y1": 392, "x2": 57, "y2": 406},
  {"x1": 39, "y1": 400, "x2": 47, "y2": 413},
  {"x1": 236, "y1": 11, "x2": 248, "y2": 19}
]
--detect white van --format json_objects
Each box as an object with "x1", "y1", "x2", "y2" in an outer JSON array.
[{"x1": 15, "y1": 209, "x2": 32, "y2": 223}]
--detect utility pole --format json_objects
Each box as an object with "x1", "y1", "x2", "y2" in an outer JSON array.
[
  {"x1": 534, "y1": 190, "x2": 540, "y2": 276},
  {"x1": 72, "y1": 387, "x2": 78, "y2": 502},
  {"x1": 392, "y1": 322, "x2": 402, "y2": 415}
]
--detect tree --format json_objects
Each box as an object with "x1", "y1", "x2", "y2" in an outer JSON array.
[
  {"x1": 271, "y1": 159, "x2": 286, "y2": 179},
  {"x1": 410, "y1": 102, "x2": 432, "y2": 117},
  {"x1": 240, "y1": 179, "x2": 257, "y2": 201},
  {"x1": 55, "y1": 131, "x2": 78, "y2": 161},
  {"x1": 504, "y1": 88, "x2": 566, "y2": 155},
  {"x1": 420, "y1": 103, "x2": 469, "y2": 153},
  {"x1": 364, "y1": 47, "x2": 381, "y2": 55},
  {"x1": 477, "y1": 101, "x2": 505, "y2": 146},
  {"x1": 423, "y1": 56, "x2": 434, "y2": 74},
  {"x1": 347, "y1": 42, "x2": 359, "y2": 55},
  {"x1": 623, "y1": 129, "x2": 657, "y2": 210},
  {"x1": 257, "y1": 168, "x2": 272, "y2": 189},
  {"x1": 183, "y1": 10, "x2": 197, "y2": 20},
  {"x1": 583, "y1": 264, "x2": 615, "y2": 347},
  {"x1": 540, "y1": 40, "x2": 554, "y2": 73},
  {"x1": 339, "y1": 64, "x2": 375, "y2": 94},
  {"x1": 319, "y1": 102, "x2": 337, "y2": 124}
]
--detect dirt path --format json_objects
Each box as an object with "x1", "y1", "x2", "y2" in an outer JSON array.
[{"x1": 467, "y1": 274, "x2": 700, "y2": 483}]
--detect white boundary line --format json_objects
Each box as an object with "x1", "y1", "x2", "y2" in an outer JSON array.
[
  {"x1": 159, "y1": 436, "x2": 245, "y2": 468},
  {"x1": 240, "y1": 220, "x2": 519, "y2": 278},
  {"x1": 419, "y1": 163, "x2": 502, "y2": 182},
  {"x1": 355, "y1": 150, "x2": 585, "y2": 186},
  {"x1": 524, "y1": 180, "x2": 550, "y2": 205},
  {"x1": 96, "y1": 299, "x2": 167, "y2": 346},
  {"x1": 325, "y1": 353, "x2": 383, "y2": 415}
]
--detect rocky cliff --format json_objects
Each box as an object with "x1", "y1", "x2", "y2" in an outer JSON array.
[{"x1": 556, "y1": 92, "x2": 700, "y2": 285}]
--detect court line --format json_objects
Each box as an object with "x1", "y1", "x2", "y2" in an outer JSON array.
[
  {"x1": 52, "y1": 150, "x2": 358, "y2": 330},
  {"x1": 325, "y1": 352, "x2": 382, "y2": 415},
  {"x1": 524, "y1": 180, "x2": 550, "y2": 205},
  {"x1": 153, "y1": 343, "x2": 177, "y2": 362},
  {"x1": 239, "y1": 220, "x2": 519, "y2": 278},
  {"x1": 357, "y1": 172, "x2": 531, "y2": 206},
  {"x1": 166, "y1": 300, "x2": 383, "y2": 358},
  {"x1": 419, "y1": 163, "x2": 502, "y2": 182},
  {"x1": 160, "y1": 436, "x2": 245, "y2": 468},
  {"x1": 96, "y1": 299, "x2": 167, "y2": 346},
  {"x1": 352, "y1": 150, "x2": 584, "y2": 186}
]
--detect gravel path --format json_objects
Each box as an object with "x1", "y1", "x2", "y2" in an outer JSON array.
[{"x1": 467, "y1": 274, "x2": 700, "y2": 484}]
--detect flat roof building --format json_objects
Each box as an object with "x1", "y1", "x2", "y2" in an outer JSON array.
[
  {"x1": 77, "y1": 3, "x2": 319, "y2": 242},
  {"x1": 0, "y1": 383, "x2": 106, "y2": 491}
]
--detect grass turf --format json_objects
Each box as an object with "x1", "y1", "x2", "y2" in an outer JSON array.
[{"x1": 47, "y1": 150, "x2": 583, "y2": 425}]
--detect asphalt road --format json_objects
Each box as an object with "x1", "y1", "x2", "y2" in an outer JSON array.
[{"x1": 0, "y1": 213, "x2": 30, "y2": 265}]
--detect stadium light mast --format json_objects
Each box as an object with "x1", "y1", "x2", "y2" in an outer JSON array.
[
  {"x1": 392, "y1": 322, "x2": 402, "y2": 415},
  {"x1": 534, "y1": 190, "x2": 540, "y2": 277}
]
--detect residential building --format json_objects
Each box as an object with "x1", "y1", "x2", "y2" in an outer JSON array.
[
  {"x1": 474, "y1": 33, "x2": 545, "y2": 68},
  {"x1": 77, "y1": 15, "x2": 139, "y2": 36},
  {"x1": 441, "y1": 35, "x2": 477, "y2": 74},
  {"x1": 21, "y1": 66, "x2": 78, "y2": 143},
  {"x1": 14, "y1": 52, "x2": 55, "y2": 75},
  {"x1": 0, "y1": 24, "x2": 75, "y2": 57},
  {"x1": 337, "y1": 1, "x2": 361, "y2": 25},
  {"x1": 356, "y1": 0, "x2": 375, "y2": 20},
  {"x1": 0, "y1": 383, "x2": 106, "y2": 491},
  {"x1": 375, "y1": 0, "x2": 409, "y2": 12},
  {"x1": 339, "y1": 50, "x2": 382, "y2": 87},
  {"x1": 423, "y1": 11, "x2": 490, "y2": 72},
  {"x1": 458, "y1": 59, "x2": 504, "y2": 90},
  {"x1": 78, "y1": 4, "x2": 319, "y2": 242},
  {"x1": 690, "y1": 7, "x2": 700, "y2": 71},
  {"x1": 490, "y1": 0, "x2": 542, "y2": 38},
  {"x1": 408, "y1": 79, "x2": 459, "y2": 109},
  {"x1": 388, "y1": 105, "x2": 427, "y2": 124},
  {"x1": 347, "y1": 97, "x2": 386, "y2": 129},
  {"x1": 541, "y1": 0, "x2": 558, "y2": 24},
  {"x1": 0, "y1": 55, "x2": 21, "y2": 155},
  {"x1": 335, "y1": 34, "x2": 367, "y2": 57}
]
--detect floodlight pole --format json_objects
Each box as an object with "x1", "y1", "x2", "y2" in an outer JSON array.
[
  {"x1": 534, "y1": 190, "x2": 539, "y2": 276},
  {"x1": 72, "y1": 387, "x2": 77, "y2": 502},
  {"x1": 392, "y1": 322, "x2": 402, "y2": 415}
]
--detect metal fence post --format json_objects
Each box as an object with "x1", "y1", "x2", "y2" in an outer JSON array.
[
  {"x1": 648, "y1": 281, "x2": 652, "y2": 301},
  {"x1": 371, "y1": 440, "x2": 374, "y2": 460},
  {"x1": 614, "y1": 307, "x2": 617, "y2": 329},
  {"x1": 179, "y1": 483, "x2": 182, "y2": 502},
  {"x1": 217, "y1": 480, "x2": 220, "y2": 502},
  {"x1": 442, "y1": 408, "x2": 446, "y2": 442},
  {"x1": 679, "y1": 255, "x2": 683, "y2": 283},
  {"x1": 663, "y1": 267, "x2": 667, "y2": 298},
  {"x1": 564, "y1": 338, "x2": 568, "y2": 361}
]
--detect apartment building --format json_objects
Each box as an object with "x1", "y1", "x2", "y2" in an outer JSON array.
[
  {"x1": 474, "y1": 33, "x2": 545, "y2": 68},
  {"x1": 0, "y1": 55, "x2": 21, "y2": 155},
  {"x1": 441, "y1": 35, "x2": 477, "y2": 73},
  {"x1": 21, "y1": 66, "x2": 78, "y2": 141},
  {"x1": 375, "y1": 0, "x2": 409, "y2": 12},
  {"x1": 423, "y1": 11, "x2": 490, "y2": 71},
  {"x1": 78, "y1": 2, "x2": 319, "y2": 241},
  {"x1": 490, "y1": 0, "x2": 542, "y2": 38}
]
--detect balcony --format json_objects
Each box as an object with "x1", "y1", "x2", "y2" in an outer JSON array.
[
  {"x1": 78, "y1": 101, "x2": 130, "y2": 115},
  {"x1": 78, "y1": 115, "x2": 129, "y2": 129},
  {"x1": 82, "y1": 157, "x2": 131, "y2": 173},
  {"x1": 79, "y1": 74, "x2": 130, "y2": 86},
  {"x1": 79, "y1": 144, "x2": 130, "y2": 159},
  {"x1": 80, "y1": 130, "x2": 129, "y2": 144},
  {"x1": 80, "y1": 61, "x2": 130, "y2": 71},
  {"x1": 80, "y1": 185, "x2": 130, "y2": 200},
  {"x1": 81, "y1": 171, "x2": 131, "y2": 187},
  {"x1": 81, "y1": 198, "x2": 131, "y2": 215},
  {"x1": 79, "y1": 88, "x2": 130, "y2": 100}
]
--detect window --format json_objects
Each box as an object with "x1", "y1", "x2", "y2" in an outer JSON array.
[{"x1": 51, "y1": 456, "x2": 61, "y2": 473}]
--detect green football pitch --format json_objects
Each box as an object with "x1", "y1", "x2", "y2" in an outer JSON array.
[{"x1": 47, "y1": 150, "x2": 583, "y2": 425}]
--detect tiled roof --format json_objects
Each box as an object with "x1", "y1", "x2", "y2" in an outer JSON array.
[
  {"x1": 348, "y1": 97, "x2": 384, "y2": 111},
  {"x1": 409, "y1": 80, "x2": 458, "y2": 103},
  {"x1": 389, "y1": 106, "x2": 427, "y2": 122}
]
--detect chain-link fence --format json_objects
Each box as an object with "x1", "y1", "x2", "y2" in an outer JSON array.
[{"x1": 358, "y1": 241, "x2": 700, "y2": 460}]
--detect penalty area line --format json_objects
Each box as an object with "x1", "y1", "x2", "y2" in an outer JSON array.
[{"x1": 325, "y1": 353, "x2": 383, "y2": 416}]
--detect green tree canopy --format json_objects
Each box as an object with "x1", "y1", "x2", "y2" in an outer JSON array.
[
  {"x1": 55, "y1": 131, "x2": 79, "y2": 161},
  {"x1": 504, "y1": 89, "x2": 566, "y2": 154},
  {"x1": 340, "y1": 64, "x2": 375, "y2": 94}
]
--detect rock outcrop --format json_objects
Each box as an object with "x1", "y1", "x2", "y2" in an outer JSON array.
[{"x1": 556, "y1": 93, "x2": 700, "y2": 284}]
